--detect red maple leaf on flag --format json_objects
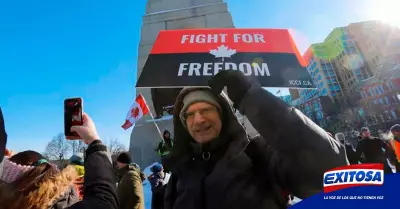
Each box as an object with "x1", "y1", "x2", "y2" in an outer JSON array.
[{"x1": 130, "y1": 107, "x2": 139, "y2": 118}]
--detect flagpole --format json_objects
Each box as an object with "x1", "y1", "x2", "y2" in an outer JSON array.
[
  {"x1": 148, "y1": 110, "x2": 164, "y2": 140},
  {"x1": 139, "y1": 93, "x2": 164, "y2": 140}
]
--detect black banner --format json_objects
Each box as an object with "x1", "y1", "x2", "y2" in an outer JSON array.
[{"x1": 136, "y1": 52, "x2": 315, "y2": 88}]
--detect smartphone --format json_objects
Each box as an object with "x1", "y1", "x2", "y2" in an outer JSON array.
[{"x1": 64, "y1": 98, "x2": 83, "y2": 139}]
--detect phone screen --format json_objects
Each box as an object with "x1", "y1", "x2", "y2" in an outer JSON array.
[{"x1": 64, "y1": 98, "x2": 83, "y2": 139}]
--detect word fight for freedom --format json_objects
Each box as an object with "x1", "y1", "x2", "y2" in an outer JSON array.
[{"x1": 178, "y1": 62, "x2": 271, "y2": 76}]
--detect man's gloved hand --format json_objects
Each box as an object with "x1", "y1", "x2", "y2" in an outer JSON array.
[
  {"x1": 208, "y1": 70, "x2": 252, "y2": 108},
  {"x1": 245, "y1": 135, "x2": 270, "y2": 166}
]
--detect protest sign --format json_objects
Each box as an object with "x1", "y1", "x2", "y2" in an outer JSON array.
[{"x1": 136, "y1": 28, "x2": 314, "y2": 88}]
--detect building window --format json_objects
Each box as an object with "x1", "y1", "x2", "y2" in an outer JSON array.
[
  {"x1": 392, "y1": 95, "x2": 398, "y2": 103},
  {"x1": 385, "y1": 97, "x2": 390, "y2": 105},
  {"x1": 391, "y1": 110, "x2": 397, "y2": 119},
  {"x1": 389, "y1": 80, "x2": 394, "y2": 89}
]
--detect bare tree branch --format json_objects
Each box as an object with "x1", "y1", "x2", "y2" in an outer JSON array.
[
  {"x1": 68, "y1": 140, "x2": 86, "y2": 155},
  {"x1": 105, "y1": 138, "x2": 127, "y2": 161},
  {"x1": 44, "y1": 133, "x2": 72, "y2": 167},
  {"x1": 69, "y1": 140, "x2": 77, "y2": 155}
]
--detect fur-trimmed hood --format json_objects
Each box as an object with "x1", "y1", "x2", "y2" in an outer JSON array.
[
  {"x1": 163, "y1": 87, "x2": 248, "y2": 170},
  {"x1": 0, "y1": 165, "x2": 79, "y2": 209}
]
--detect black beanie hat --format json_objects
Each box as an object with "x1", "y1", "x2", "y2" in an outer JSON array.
[
  {"x1": 361, "y1": 127, "x2": 370, "y2": 132},
  {"x1": 117, "y1": 152, "x2": 132, "y2": 164},
  {"x1": 163, "y1": 130, "x2": 170, "y2": 135}
]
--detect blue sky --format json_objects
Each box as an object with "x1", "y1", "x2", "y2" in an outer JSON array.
[{"x1": 0, "y1": 0, "x2": 379, "y2": 152}]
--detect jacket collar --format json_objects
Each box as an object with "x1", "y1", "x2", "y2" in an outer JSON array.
[{"x1": 118, "y1": 164, "x2": 138, "y2": 178}]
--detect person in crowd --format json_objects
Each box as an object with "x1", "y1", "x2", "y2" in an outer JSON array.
[
  {"x1": 0, "y1": 150, "x2": 80, "y2": 207},
  {"x1": 156, "y1": 130, "x2": 174, "y2": 172},
  {"x1": 335, "y1": 132, "x2": 358, "y2": 164},
  {"x1": 355, "y1": 127, "x2": 394, "y2": 174},
  {"x1": 70, "y1": 154, "x2": 85, "y2": 200},
  {"x1": 156, "y1": 130, "x2": 174, "y2": 158},
  {"x1": 148, "y1": 163, "x2": 167, "y2": 209},
  {"x1": 162, "y1": 70, "x2": 348, "y2": 209},
  {"x1": 0, "y1": 112, "x2": 119, "y2": 209},
  {"x1": 389, "y1": 124, "x2": 400, "y2": 172},
  {"x1": 116, "y1": 152, "x2": 144, "y2": 209},
  {"x1": 70, "y1": 155, "x2": 85, "y2": 176}
]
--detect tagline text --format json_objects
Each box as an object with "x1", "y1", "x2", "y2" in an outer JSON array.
[{"x1": 324, "y1": 195, "x2": 384, "y2": 200}]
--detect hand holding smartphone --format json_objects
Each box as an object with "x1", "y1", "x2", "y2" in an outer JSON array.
[{"x1": 64, "y1": 98, "x2": 83, "y2": 140}]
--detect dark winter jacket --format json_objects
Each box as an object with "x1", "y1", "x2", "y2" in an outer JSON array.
[
  {"x1": 341, "y1": 142, "x2": 358, "y2": 164},
  {"x1": 117, "y1": 164, "x2": 145, "y2": 209},
  {"x1": 149, "y1": 173, "x2": 167, "y2": 209},
  {"x1": 355, "y1": 137, "x2": 389, "y2": 162},
  {"x1": 68, "y1": 140, "x2": 119, "y2": 209},
  {"x1": 163, "y1": 85, "x2": 347, "y2": 209}
]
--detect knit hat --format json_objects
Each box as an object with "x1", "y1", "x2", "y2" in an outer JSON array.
[
  {"x1": 335, "y1": 132, "x2": 345, "y2": 143},
  {"x1": 69, "y1": 154, "x2": 84, "y2": 166},
  {"x1": 179, "y1": 90, "x2": 221, "y2": 127},
  {"x1": 390, "y1": 124, "x2": 400, "y2": 134},
  {"x1": 163, "y1": 130, "x2": 170, "y2": 137},
  {"x1": 0, "y1": 154, "x2": 57, "y2": 184},
  {"x1": 361, "y1": 127, "x2": 370, "y2": 132},
  {"x1": 0, "y1": 157, "x2": 35, "y2": 183},
  {"x1": 117, "y1": 152, "x2": 132, "y2": 164},
  {"x1": 390, "y1": 124, "x2": 400, "y2": 143},
  {"x1": 151, "y1": 163, "x2": 163, "y2": 173}
]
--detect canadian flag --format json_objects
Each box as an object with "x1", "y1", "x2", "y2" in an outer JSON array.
[{"x1": 121, "y1": 94, "x2": 150, "y2": 130}]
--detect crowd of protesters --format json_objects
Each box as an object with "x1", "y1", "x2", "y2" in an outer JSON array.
[
  {"x1": 1, "y1": 70, "x2": 399, "y2": 209},
  {"x1": 335, "y1": 126, "x2": 400, "y2": 173}
]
